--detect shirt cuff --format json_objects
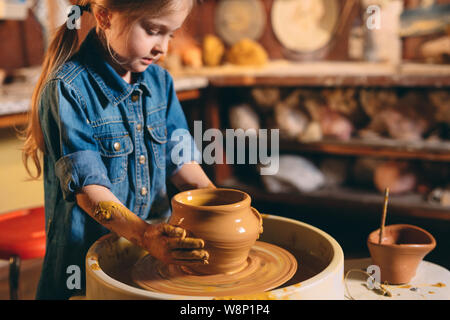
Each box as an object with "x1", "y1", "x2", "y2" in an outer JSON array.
[{"x1": 55, "y1": 150, "x2": 112, "y2": 202}]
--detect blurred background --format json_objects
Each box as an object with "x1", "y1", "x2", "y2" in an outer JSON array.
[{"x1": 0, "y1": 0, "x2": 449, "y2": 299}]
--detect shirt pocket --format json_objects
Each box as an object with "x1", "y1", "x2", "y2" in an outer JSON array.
[
  {"x1": 94, "y1": 132, "x2": 134, "y2": 184},
  {"x1": 147, "y1": 122, "x2": 167, "y2": 169}
]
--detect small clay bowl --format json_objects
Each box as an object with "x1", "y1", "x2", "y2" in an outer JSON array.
[{"x1": 367, "y1": 224, "x2": 436, "y2": 284}]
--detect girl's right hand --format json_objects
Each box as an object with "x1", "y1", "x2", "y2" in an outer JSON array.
[{"x1": 142, "y1": 223, "x2": 209, "y2": 266}]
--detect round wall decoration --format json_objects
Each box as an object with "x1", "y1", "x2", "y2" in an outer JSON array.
[
  {"x1": 215, "y1": 0, "x2": 267, "y2": 46},
  {"x1": 271, "y1": 0, "x2": 339, "y2": 53}
]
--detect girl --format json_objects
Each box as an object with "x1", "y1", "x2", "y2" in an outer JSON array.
[{"x1": 22, "y1": 0, "x2": 214, "y2": 299}]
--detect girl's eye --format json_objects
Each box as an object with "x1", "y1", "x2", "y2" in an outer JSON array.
[{"x1": 146, "y1": 29, "x2": 159, "y2": 36}]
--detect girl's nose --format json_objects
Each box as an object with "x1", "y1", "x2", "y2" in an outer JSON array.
[
  {"x1": 151, "y1": 45, "x2": 164, "y2": 56},
  {"x1": 152, "y1": 35, "x2": 170, "y2": 56}
]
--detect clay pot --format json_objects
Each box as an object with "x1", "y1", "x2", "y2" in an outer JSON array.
[
  {"x1": 367, "y1": 224, "x2": 436, "y2": 284},
  {"x1": 169, "y1": 188, "x2": 263, "y2": 275}
]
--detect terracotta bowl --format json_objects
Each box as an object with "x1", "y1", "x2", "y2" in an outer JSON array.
[
  {"x1": 367, "y1": 224, "x2": 436, "y2": 284},
  {"x1": 169, "y1": 188, "x2": 263, "y2": 275}
]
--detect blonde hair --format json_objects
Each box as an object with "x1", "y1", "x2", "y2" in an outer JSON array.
[{"x1": 21, "y1": 0, "x2": 195, "y2": 179}]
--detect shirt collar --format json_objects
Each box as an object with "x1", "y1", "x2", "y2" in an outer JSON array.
[{"x1": 78, "y1": 28, "x2": 152, "y2": 106}]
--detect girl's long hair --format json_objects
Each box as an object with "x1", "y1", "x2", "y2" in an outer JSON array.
[{"x1": 21, "y1": 0, "x2": 194, "y2": 179}]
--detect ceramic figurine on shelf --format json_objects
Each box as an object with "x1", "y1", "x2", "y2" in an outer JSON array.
[
  {"x1": 261, "y1": 155, "x2": 325, "y2": 194},
  {"x1": 322, "y1": 88, "x2": 366, "y2": 125},
  {"x1": 250, "y1": 87, "x2": 281, "y2": 112},
  {"x1": 428, "y1": 90, "x2": 450, "y2": 124},
  {"x1": 428, "y1": 187, "x2": 450, "y2": 207},
  {"x1": 228, "y1": 103, "x2": 260, "y2": 133},
  {"x1": 359, "y1": 90, "x2": 434, "y2": 141},
  {"x1": 362, "y1": 0, "x2": 403, "y2": 64},
  {"x1": 275, "y1": 102, "x2": 309, "y2": 140},
  {"x1": 274, "y1": 89, "x2": 310, "y2": 140},
  {"x1": 374, "y1": 161, "x2": 417, "y2": 195},
  {"x1": 226, "y1": 38, "x2": 268, "y2": 66},
  {"x1": 202, "y1": 34, "x2": 225, "y2": 67},
  {"x1": 320, "y1": 158, "x2": 350, "y2": 188}
]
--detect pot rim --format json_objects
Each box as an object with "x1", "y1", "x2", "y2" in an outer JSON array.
[
  {"x1": 367, "y1": 224, "x2": 436, "y2": 249},
  {"x1": 171, "y1": 188, "x2": 251, "y2": 212}
]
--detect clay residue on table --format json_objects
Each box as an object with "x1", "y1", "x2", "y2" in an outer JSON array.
[
  {"x1": 214, "y1": 291, "x2": 277, "y2": 300},
  {"x1": 431, "y1": 282, "x2": 446, "y2": 288}
]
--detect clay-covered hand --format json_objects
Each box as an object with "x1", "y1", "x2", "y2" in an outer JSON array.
[{"x1": 142, "y1": 223, "x2": 209, "y2": 266}]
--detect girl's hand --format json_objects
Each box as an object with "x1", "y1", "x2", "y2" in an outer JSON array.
[{"x1": 142, "y1": 223, "x2": 209, "y2": 266}]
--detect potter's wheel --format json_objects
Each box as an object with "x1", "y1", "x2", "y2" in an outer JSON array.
[{"x1": 131, "y1": 241, "x2": 297, "y2": 297}]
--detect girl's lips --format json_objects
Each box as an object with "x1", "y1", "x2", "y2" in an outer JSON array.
[{"x1": 142, "y1": 57, "x2": 153, "y2": 64}]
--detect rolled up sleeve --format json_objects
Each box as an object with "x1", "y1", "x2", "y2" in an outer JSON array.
[
  {"x1": 164, "y1": 71, "x2": 202, "y2": 177},
  {"x1": 39, "y1": 79, "x2": 112, "y2": 201},
  {"x1": 55, "y1": 150, "x2": 112, "y2": 201}
]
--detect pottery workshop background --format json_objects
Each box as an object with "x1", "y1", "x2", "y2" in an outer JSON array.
[{"x1": 0, "y1": 0, "x2": 449, "y2": 299}]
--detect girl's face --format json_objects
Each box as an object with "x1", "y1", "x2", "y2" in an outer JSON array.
[{"x1": 99, "y1": 2, "x2": 190, "y2": 81}]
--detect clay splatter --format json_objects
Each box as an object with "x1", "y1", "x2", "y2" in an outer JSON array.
[
  {"x1": 432, "y1": 282, "x2": 446, "y2": 288},
  {"x1": 91, "y1": 263, "x2": 101, "y2": 271}
]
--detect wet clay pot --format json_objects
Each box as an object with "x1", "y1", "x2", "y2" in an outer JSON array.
[
  {"x1": 367, "y1": 224, "x2": 436, "y2": 284},
  {"x1": 169, "y1": 188, "x2": 263, "y2": 275}
]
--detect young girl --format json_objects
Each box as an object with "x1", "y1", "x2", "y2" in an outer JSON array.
[{"x1": 22, "y1": 0, "x2": 215, "y2": 299}]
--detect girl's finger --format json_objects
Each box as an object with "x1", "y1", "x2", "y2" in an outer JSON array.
[
  {"x1": 173, "y1": 259, "x2": 209, "y2": 267},
  {"x1": 161, "y1": 224, "x2": 186, "y2": 239},
  {"x1": 167, "y1": 237, "x2": 204, "y2": 249},
  {"x1": 171, "y1": 249, "x2": 209, "y2": 261}
]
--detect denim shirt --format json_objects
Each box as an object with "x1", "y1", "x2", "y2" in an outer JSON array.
[{"x1": 36, "y1": 28, "x2": 200, "y2": 299}]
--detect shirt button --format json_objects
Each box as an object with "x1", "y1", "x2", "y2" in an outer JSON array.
[
  {"x1": 140, "y1": 187, "x2": 148, "y2": 196},
  {"x1": 137, "y1": 124, "x2": 142, "y2": 131},
  {"x1": 113, "y1": 142, "x2": 121, "y2": 151},
  {"x1": 132, "y1": 95, "x2": 139, "y2": 102},
  {"x1": 139, "y1": 155, "x2": 146, "y2": 164}
]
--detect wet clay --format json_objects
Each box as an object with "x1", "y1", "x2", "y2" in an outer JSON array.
[
  {"x1": 94, "y1": 201, "x2": 137, "y2": 224},
  {"x1": 94, "y1": 202, "x2": 115, "y2": 223},
  {"x1": 367, "y1": 224, "x2": 436, "y2": 284},
  {"x1": 169, "y1": 188, "x2": 263, "y2": 275},
  {"x1": 131, "y1": 241, "x2": 297, "y2": 297}
]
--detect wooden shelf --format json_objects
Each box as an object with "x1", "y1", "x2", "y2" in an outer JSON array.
[
  {"x1": 0, "y1": 112, "x2": 28, "y2": 129},
  {"x1": 279, "y1": 138, "x2": 450, "y2": 162},
  {"x1": 173, "y1": 61, "x2": 450, "y2": 88},
  {"x1": 0, "y1": 87, "x2": 203, "y2": 129},
  {"x1": 221, "y1": 178, "x2": 450, "y2": 222}
]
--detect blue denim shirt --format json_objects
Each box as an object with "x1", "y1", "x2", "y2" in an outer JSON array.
[{"x1": 36, "y1": 28, "x2": 200, "y2": 299}]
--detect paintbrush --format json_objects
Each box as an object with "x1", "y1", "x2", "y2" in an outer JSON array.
[{"x1": 379, "y1": 188, "x2": 390, "y2": 244}]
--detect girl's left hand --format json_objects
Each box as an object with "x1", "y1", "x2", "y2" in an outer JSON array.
[{"x1": 142, "y1": 223, "x2": 210, "y2": 266}]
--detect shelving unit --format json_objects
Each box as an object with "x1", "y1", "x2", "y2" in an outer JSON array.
[
  {"x1": 0, "y1": 77, "x2": 209, "y2": 129},
  {"x1": 183, "y1": 61, "x2": 450, "y2": 222},
  {"x1": 2, "y1": 62, "x2": 449, "y2": 221},
  {"x1": 279, "y1": 138, "x2": 450, "y2": 162},
  {"x1": 174, "y1": 61, "x2": 450, "y2": 87},
  {"x1": 220, "y1": 178, "x2": 450, "y2": 222}
]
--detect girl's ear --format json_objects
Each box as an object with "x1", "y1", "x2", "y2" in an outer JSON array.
[{"x1": 93, "y1": 5, "x2": 112, "y2": 29}]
